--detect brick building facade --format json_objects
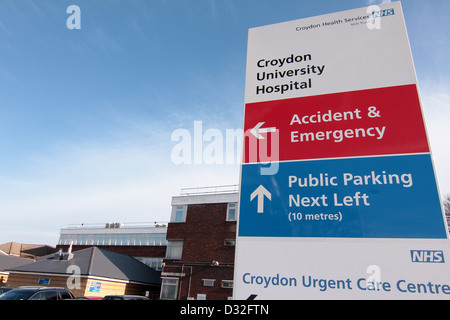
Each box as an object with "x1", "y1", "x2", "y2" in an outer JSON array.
[{"x1": 160, "y1": 187, "x2": 238, "y2": 300}]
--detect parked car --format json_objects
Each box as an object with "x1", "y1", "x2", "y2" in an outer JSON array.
[
  {"x1": 102, "y1": 295, "x2": 149, "y2": 300},
  {"x1": 0, "y1": 286, "x2": 75, "y2": 300}
]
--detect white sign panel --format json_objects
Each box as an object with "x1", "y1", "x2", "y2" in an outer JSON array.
[{"x1": 244, "y1": 4, "x2": 416, "y2": 104}]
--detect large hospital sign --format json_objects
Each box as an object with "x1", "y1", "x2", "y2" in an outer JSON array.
[{"x1": 234, "y1": 2, "x2": 450, "y2": 299}]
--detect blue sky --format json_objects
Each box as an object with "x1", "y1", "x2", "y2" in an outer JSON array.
[{"x1": 0, "y1": 0, "x2": 449, "y2": 245}]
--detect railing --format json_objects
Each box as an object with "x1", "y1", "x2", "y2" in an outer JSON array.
[
  {"x1": 180, "y1": 185, "x2": 239, "y2": 196},
  {"x1": 64, "y1": 221, "x2": 169, "y2": 230}
]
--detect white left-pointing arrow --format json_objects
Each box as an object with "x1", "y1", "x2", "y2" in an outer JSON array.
[
  {"x1": 250, "y1": 185, "x2": 272, "y2": 214},
  {"x1": 250, "y1": 122, "x2": 276, "y2": 140}
]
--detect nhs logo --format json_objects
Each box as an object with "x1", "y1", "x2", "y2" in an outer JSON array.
[
  {"x1": 411, "y1": 250, "x2": 445, "y2": 263},
  {"x1": 371, "y1": 8, "x2": 395, "y2": 18}
]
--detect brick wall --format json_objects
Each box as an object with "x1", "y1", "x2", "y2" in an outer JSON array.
[
  {"x1": 164, "y1": 202, "x2": 237, "y2": 300},
  {"x1": 167, "y1": 203, "x2": 236, "y2": 263}
]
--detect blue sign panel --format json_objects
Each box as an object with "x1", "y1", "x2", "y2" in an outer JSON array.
[
  {"x1": 239, "y1": 154, "x2": 446, "y2": 239},
  {"x1": 38, "y1": 278, "x2": 51, "y2": 285}
]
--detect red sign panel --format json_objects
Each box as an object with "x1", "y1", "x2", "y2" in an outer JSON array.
[{"x1": 243, "y1": 84, "x2": 429, "y2": 163}]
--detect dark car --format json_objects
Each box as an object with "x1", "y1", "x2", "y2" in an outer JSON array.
[
  {"x1": 102, "y1": 295, "x2": 149, "y2": 300},
  {"x1": 74, "y1": 296, "x2": 103, "y2": 300},
  {"x1": 0, "y1": 286, "x2": 75, "y2": 300}
]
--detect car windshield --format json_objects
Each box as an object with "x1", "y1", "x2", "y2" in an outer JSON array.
[{"x1": 0, "y1": 289, "x2": 35, "y2": 300}]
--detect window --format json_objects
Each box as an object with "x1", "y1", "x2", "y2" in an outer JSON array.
[
  {"x1": 202, "y1": 279, "x2": 215, "y2": 287},
  {"x1": 79, "y1": 235, "x2": 89, "y2": 245},
  {"x1": 63, "y1": 232, "x2": 167, "y2": 247},
  {"x1": 29, "y1": 291, "x2": 58, "y2": 300},
  {"x1": 46, "y1": 291, "x2": 59, "y2": 300},
  {"x1": 136, "y1": 257, "x2": 164, "y2": 271},
  {"x1": 149, "y1": 234, "x2": 156, "y2": 245},
  {"x1": 142, "y1": 234, "x2": 150, "y2": 245},
  {"x1": 58, "y1": 290, "x2": 73, "y2": 300},
  {"x1": 166, "y1": 240, "x2": 183, "y2": 259},
  {"x1": 29, "y1": 292, "x2": 47, "y2": 300},
  {"x1": 58, "y1": 235, "x2": 66, "y2": 245},
  {"x1": 135, "y1": 234, "x2": 146, "y2": 245},
  {"x1": 160, "y1": 278, "x2": 179, "y2": 300},
  {"x1": 227, "y1": 203, "x2": 237, "y2": 221},
  {"x1": 224, "y1": 239, "x2": 236, "y2": 247},
  {"x1": 222, "y1": 280, "x2": 234, "y2": 288},
  {"x1": 171, "y1": 206, "x2": 187, "y2": 222},
  {"x1": 157, "y1": 233, "x2": 168, "y2": 246}
]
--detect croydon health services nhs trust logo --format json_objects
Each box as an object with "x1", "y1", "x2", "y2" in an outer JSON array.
[
  {"x1": 370, "y1": 7, "x2": 395, "y2": 18},
  {"x1": 366, "y1": 5, "x2": 395, "y2": 30},
  {"x1": 410, "y1": 250, "x2": 445, "y2": 264}
]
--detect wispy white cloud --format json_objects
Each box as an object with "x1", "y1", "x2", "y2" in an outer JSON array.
[
  {"x1": 420, "y1": 85, "x2": 450, "y2": 197},
  {"x1": 0, "y1": 120, "x2": 240, "y2": 245},
  {"x1": 367, "y1": 0, "x2": 392, "y2": 4}
]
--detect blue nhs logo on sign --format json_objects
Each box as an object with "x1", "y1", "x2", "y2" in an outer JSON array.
[
  {"x1": 411, "y1": 250, "x2": 445, "y2": 263},
  {"x1": 371, "y1": 8, "x2": 395, "y2": 18}
]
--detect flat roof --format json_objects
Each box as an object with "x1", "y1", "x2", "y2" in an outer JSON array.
[
  {"x1": 60, "y1": 222, "x2": 167, "y2": 235},
  {"x1": 172, "y1": 192, "x2": 239, "y2": 206}
]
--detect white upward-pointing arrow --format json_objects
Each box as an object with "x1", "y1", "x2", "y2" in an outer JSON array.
[
  {"x1": 250, "y1": 122, "x2": 277, "y2": 139},
  {"x1": 250, "y1": 185, "x2": 272, "y2": 214}
]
